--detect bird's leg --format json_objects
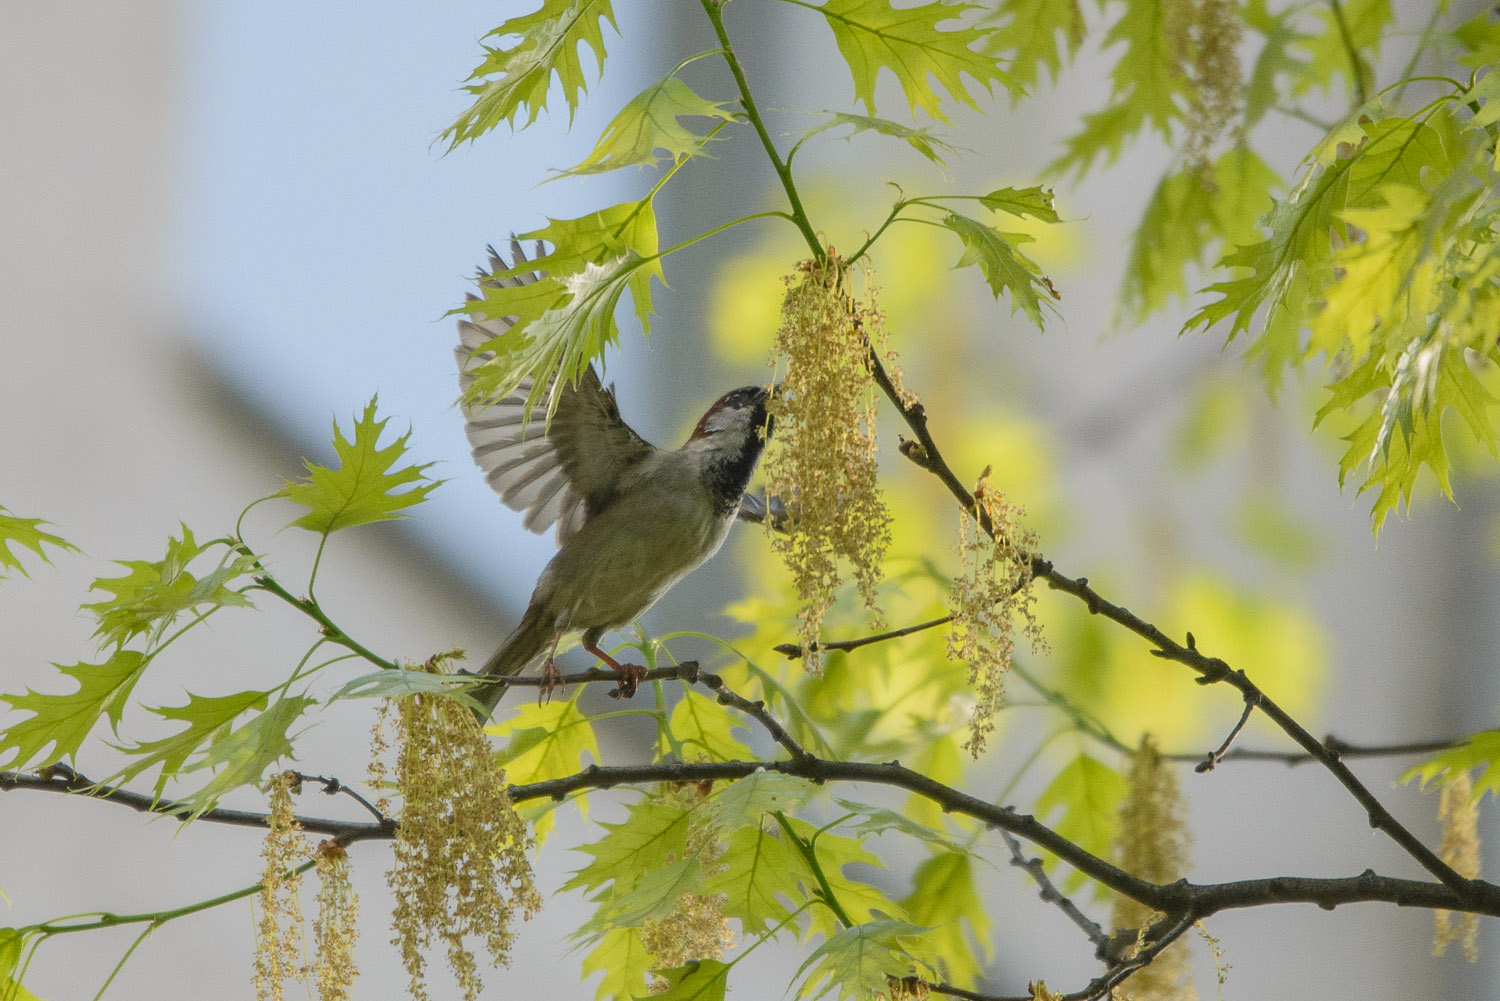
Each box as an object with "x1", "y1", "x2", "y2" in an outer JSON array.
[
  {"x1": 584, "y1": 640, "x2": 647, "y2": 699},
  {"x1": 538, "y1": 627, "x2": 566, "y2": 702}
]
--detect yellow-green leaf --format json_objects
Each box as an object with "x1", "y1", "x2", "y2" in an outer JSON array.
[
  {"x1": 661, "y1": 689, "x2": 752, "y2": 762},
  {"x1": 793, "y1": 920, "x2": 933, "y2": 1001},
  {"x1": 941, "y1": 211, "x2": 1055, "y2": 328},
  {"x1": 899, "y1": 851, "x2": 990, "y2": 984},
  {"x1": 0, "y1": 507, "x2": 75, "y2": 580},
  {"x1": 0, "y1": 650, "x2": 149, "y2": 770},
  {"x1": 83, "y1": 527, "x2": 256, "y2": 649},
  {"x1": 107, "y1": 688, "x2": 271, "y2": 796},
  {"x1": 647, "y1": 960, "x2": 730, "y2": 1001},
  {"x1": 817, "y1": 0, "x2": 1017, "y2": 122},
  {"x1": 278, "y1": 397, "x2": 438, "y2": 535},
  {"x1": 1033, "y1": 752, "x2": 1125, "y2": 892},
  {"x1": 558, "y1": 72, "x2": 733, "y2": 176},
  {"x1": 443, "y1": 0, "x2": 617, "y2": 145}
]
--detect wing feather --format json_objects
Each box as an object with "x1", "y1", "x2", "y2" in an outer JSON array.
[{"x1": 455, "y1": 241, "x2": 656, "y2": 544}]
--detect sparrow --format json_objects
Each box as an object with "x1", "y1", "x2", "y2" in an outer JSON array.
[{"x1": 455, "y1": 243, "x2": 773, "y2": 720}]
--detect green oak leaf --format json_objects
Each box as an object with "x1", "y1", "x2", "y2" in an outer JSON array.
[
  {"x1": 0, "y1": 650, "x2": 150, "y2": 769},
  {"x1": 328, "y1": 668, "x2": 484, "y2": 712},
  {"x1": 782, "y1": 816, "x2": 906, "y2": 938},
  {"x1": 817, "y1": 0, "x2": 1017, "y2": 122},
  {"x1": 660, "y1": 689, "x2": 752, "y2": 762},
  {"x1": 796, "y1": 111, "x2": 961, "y2": 165},
  {"x1": 833, "y1": 796, "x2": 972, "y2": 852},
  {"x1": 0, "y1": 928, "x2": 43, "y2": 1001},
  {"x1": 980, "y1": 0, "x2": 1084, "y2": 89},
  {"x1": 941, "y1": 211, "x2": 1056, "y2": 328},
  {"x1": 899, "y1": 851, "x2": 991, "y2": 984},
  {"x1": 107, "y1": 688, "x2": 270, "y2": 796},
  {"x1": 699, "y1": 823, "x2": 804, "y2": 935},
  {"x1": 646, "y1": 960, "x2": 730, "y2": 1001},
  {"x1": 792, "y1": 920, "x2": 933, "y2": 1001},
  {"x1": 443, "y1": 0, "x2": 617, "y2": 145},
  {"x1": 1047, "y1": 0, "x2": 1185, "y2": 176},
  {"x1": 1123, "y1": 148, "x2": 1279, "y2": 319},
  {"x1": 581, "y1": 926, "x2": 650, "y2": 1001},
  {"x1": 979, "y1": 184, "x2": 1060, "y2": 223},
  {"x1": 711, "y1": 771, "x2": 819, "y2": 829},
  {"x1": 586, "y1": 857, "x2": 702, "y2": 931},
  {"x1": 462, "y1": 202, "x2": 662, "y2": 421},
  {"x1": 82, "y1": 526, "x2": 256, "y2": 649},
  {"x1": 1034, "y1": 752, "x2": 1126, "y2": 893},
  {"x1": 0, "y1": 507, "x2": 76, "y2": 580},
  {"x1": 558, "y1": 71, "x2": 733, "y2": 176},
  {"x1": 565, "y1": 797, "x2": 694, "y2": 897},
  {"x1": 278, "y1": 397, "x2": 438, "y2": 535},
  {"x1": 168, "y1": 694, "x2": 316, "y2": 818},
  {"x1": 1403, "y1": 731, "x2": 1500, "y2": 799}
]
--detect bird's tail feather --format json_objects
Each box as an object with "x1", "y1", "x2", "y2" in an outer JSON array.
[{"x1": 471, "y1": 605, "x2": 554, "y2": 722}]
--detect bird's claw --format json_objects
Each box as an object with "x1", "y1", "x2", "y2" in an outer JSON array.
[
  {"x1": 608, "y1": 663, "x2": 649, "y2": 699},
  {"x1": 538, "y1": 658, "x2": 565, "y2": 703}
]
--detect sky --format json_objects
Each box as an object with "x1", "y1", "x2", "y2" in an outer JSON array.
[{"x1": 170, "y1": 2, "x2": 642, "y2": 601}]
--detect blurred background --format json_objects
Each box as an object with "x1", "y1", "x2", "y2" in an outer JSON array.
[{"x1": 2, "y1": 1, "x2": 1497, "y2": 998}]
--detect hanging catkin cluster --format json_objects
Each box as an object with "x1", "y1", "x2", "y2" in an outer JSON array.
[
  {"x1": 1165, "y1": 0, "x2": 1244, "y2": 176},
  {"x1": 764, "y1": 254, "x2": 896, "y2": 669},
  {"x1": 312, "y1": 841, "x2": 360, "y2": 1001},
  {"x1": 1111, "y1": 735, "x2": 1197, "y2": 1001},
  {"x1": 253, "y1": 771, "x2": 308, "y2": 1001},
  {"x1": 372, "y1": 659, "x2": 541, "y2": 1001},
  {"x1": 638, "y1": 784, "x2": 734, "y2": 987},
  {"x1": 1433, "y1": 770, "x2": 1482, "y2": 962},
  {"x1": 948, "y1": 467, "x2": 1042, "y2": 756}
]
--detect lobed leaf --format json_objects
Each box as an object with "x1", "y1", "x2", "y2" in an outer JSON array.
[
  {"x1": 660, "y1": 689, "x2": 752, "y2": 762},
  {"x1": 557, "y1": 71, "x2": 733, "y2": 176},
  {"x1": 1123, "y1": 148, "x2": 1280, "y2": 319},
  {"x1": 979, "y1": 0, "x2": 1084, "y2": 89},
  {"x1": 1033, "y1": 752, "x2": 1126, "y2": 892},
  {"x1": 83, "y1": 527, "x2": 256, "y2": 650},
  {"x1": 940, "y1": 210, "x2": 1056, "y2": 329},
  {"x1": 0, "y1": 650, "x2": 149, "y2": 770},
  {"x1": 1047, "y1": 0, "x2": 1185, "y2": 176},
  {"x1": 106, "y1": 688, "x2": 270, "y2": 796},
  {"x1": 462, "y1": 202, "x2": 662, "y2": 421},
  {"x1": 565, "y1": 798, "x2": 694, "y2": 897},
  {"x1": 167, "y1": 695, "x2": 317, "y2": 818},
  {"x1": 816, "y1": 0, "x2": 1017, "y2": 122},
  {"x1": 1403, "y1": 731, "x2": 1500, "y2": 800},
  {"x1": 700, "y1": 823, "x2": 805, "y2": 935},
  {"x1": 899, "y1": 851, "x2": 990, "y2": 984},
  {"x1": 795, "y1": 111, "x2": 961, "y2": 165},
  {"x1": 442, "y1": 0, "x2": 617, "y2": 145},
  {"x1": 0, "y1": 507, "x2": 76, "y2": 580},
  {"x1": 278, "y1": 398, "x2": 438, "y2": 535},
  {"x1": 792, "y1": 919, "x2": 934, "y2": 1001},
  {"x1": 581, "y1": 926, "x2": 650, "y2": 1001},
  {"x1": 649, "y1": 960, "x2": 731, "y2": 1001}
]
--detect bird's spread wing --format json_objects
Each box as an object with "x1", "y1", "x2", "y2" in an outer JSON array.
[{"x1": 455, "y1": 241, "x2": 655, "y2": 544}]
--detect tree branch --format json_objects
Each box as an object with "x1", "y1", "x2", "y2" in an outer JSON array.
[{"x1": 861, "y1": 339, "x2": 1476, "y2": 897}]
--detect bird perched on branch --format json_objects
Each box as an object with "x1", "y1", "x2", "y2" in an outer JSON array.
[{"x1": 455, "y1": 243, "x2": 773, "y2": 720}]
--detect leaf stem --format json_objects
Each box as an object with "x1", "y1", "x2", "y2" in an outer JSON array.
[
  {"x1": 773, "y1": 810, "x2": 857, "y2": 929},
  {"x1": 249, "y1": 568, "x2": 398, "y2": 671},
  {"x1": 700, "y1": 0, "x2": 824, "y2": 259},
  {"x1": 1326, "y1": 0, "x2": 1368, "y2": 104}
]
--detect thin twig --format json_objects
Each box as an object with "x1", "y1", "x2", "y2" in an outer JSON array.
[
  {"x1": 999, "y1": 828, "x2": 1112, "y2": 958},
  {"x1": 1196, "y1": 692, "x2": 1259, "y2": 773},
  {"x1": 774, "y1": 614, "x2": 953, "y2": 658}
]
